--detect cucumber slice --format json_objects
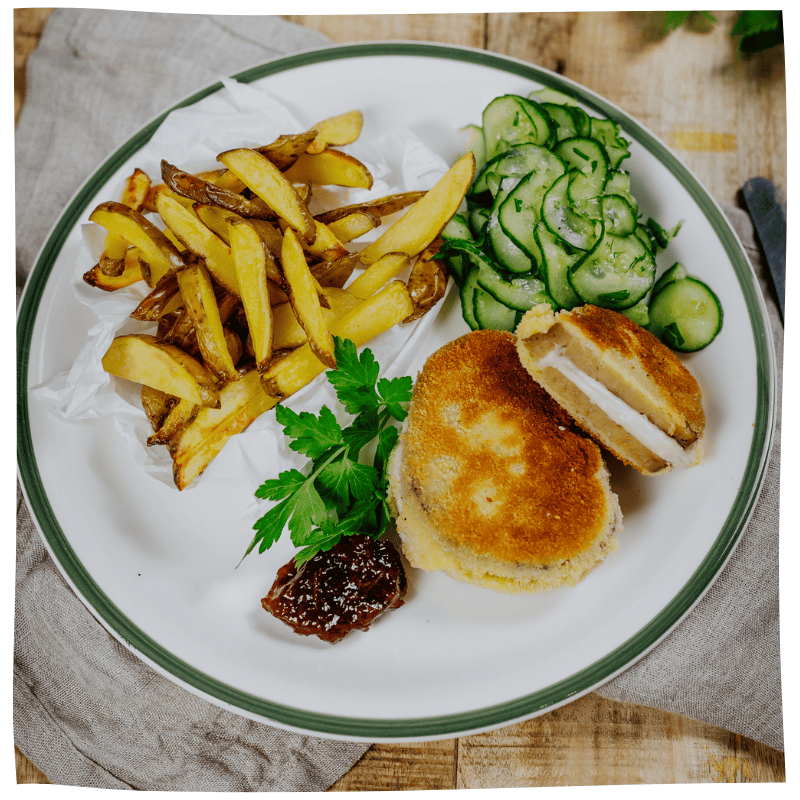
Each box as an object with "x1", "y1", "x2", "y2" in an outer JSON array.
[
  {"x1": 476, "y1": 263, "x2": 554, "y2": 312},
  {"x1": 633, "y1": 223, "x2": 656, "y2": 252},
  {"x1": 648, "y1": 277, "x2": 722, "y2": 351},
  {"x1": 482, "y1": 95, "x2": 555, "y2": 159},
  {"x1": 540, "y1": 102, "x2": 578, "y2": 141},
  {"x1": 646, "y1": 217, "x2": 682, "y2": 252},
  {"x1": 497, "y1": 149, "x2": 566, "y2": 261},
  {"x1": 529, "y1": 87, "x2": 578, "y2": 106},
  {"x1": 542, "y1": 170, "x2": 603, "y2": 251},
  {"x1": 652, "y1": 262, "x2": 688, "y2": 297},
  {"x1": 469, "y1": 206, "x2": 490, "y2": 239},
  {"x1": 473, "y1": 286, "x2": 519, "y2": 331},
  {"x1": 487, "y1": 178, "x2": 533, "y2": 274},
  {"x1": 568, "y1": 225, "x2": 656, "y2": 309},
  {"x1": 460, "y1": 123, "x2": 486, "y2": 176},
  {"x1": 459, "y1": 266, "x2": 481, "y2": 330},
  {"x1": 535, "y1": 221, "x2": 583, "y2": 309},
  {"x1": 620, "y1": 296, "x2": 650, "y2": 327},
  {"x1": 445, "y1": 253, "x2": 466, "y2": 285},
  {"x1": 554, "y1": 137, "x2": 610, "y2": 201},
  {"x1": 441, "y1": 212, "x2": 473, "y2": 242},
  {"x1": 603, "y1": 170, "x2": 638, "y2": 215},
  {"x1": 589, "y1": 118, "x2": 631, "y2": 170},
  {"x1": 600, "y1": 194, "x2": 637, "y2": 236}
]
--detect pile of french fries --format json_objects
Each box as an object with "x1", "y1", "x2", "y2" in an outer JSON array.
[{"x1": 86, "y1": 109, "x2": 475, "y2": 489}]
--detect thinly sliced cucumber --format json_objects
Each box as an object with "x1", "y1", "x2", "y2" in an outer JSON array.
[
  {"x1": 476, "y1": 263, "x2": 554, "y2": 312},
  {"x1": 498, "y1": 149, "x2": 565, "y2": 261},
  {"x1": 473, "y1": 286, "x2": 519, "y2": 331},
  {"x1": 589, "y1": 118, "x2": 630, "y2": 170},
  {"x1": 482, "y1": 95, "x2": 554, "y2": 159},
  {"x1": 469, "y1": 206, "x2": 490, "y2": 239},
  {"x1": 620, "y1": 297, "x2": 650, "y2": 327},
  {"x1": 445, "y1": 253, "x2": 466, "y2": 285},
  {"x1": 652, "y1": 262, "x2": 688, "y2": 297},
  {"x1": 633, "y1": 223, "x2": 655, "y2": 252},
  {"x1": 472, "y1": 142, "x2": 562, "y2": 197},
  {"x1": 542, "y1": 170, "x2": 602, "y2": 251},
  {"x1": 459, "y1": 266, "x2": 481, "y2": 330},
  {"x1": 441, "y1": 212, "x2": 473, "y2": 242},
  {"x1": 529, "y1": 87, "x2": 578, "y2": 106},
  {"x1": 646, "y1": 217, "x2": 682, "y2": 252},
  {"x1": 460, "y1": 123, "x2": 486, "y2": 176},
  {"x1": 535, "y1": 221, "x2": 583, "y2": 309},
  {"x1": 568, "y1": 225, "x2": 656, "y2": 309},
  {"x1": 600, "y1": 194, "x2": 637, "y2": 236},
  {"x1": 554, "y1": 136, "x2": 610, "y2": 201},
  {"x1": 648, "y1": 277, "x2": 722, "y2": 351},
  {"x1": 487, "y1": 178, "x2": 533, "y2": 274},
  {"x1": 603, "y1": 170, "x2": 638, "y2": 215},
  {"x1": 540, "y1": 102, "x2": 578, "y2": 141}
]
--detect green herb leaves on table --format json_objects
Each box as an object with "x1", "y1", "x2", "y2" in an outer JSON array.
[{"x1": 245, "y1": 336, "x2": 412, "y2": 565}]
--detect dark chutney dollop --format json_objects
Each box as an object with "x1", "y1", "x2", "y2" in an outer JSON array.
[{"x1": 261, "y1": 534, "x2": 407, "y2": 644}]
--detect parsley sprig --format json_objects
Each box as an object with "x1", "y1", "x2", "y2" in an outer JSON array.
[{"x1": 244, "y1": 336, "x2": 412, "y2": 565}]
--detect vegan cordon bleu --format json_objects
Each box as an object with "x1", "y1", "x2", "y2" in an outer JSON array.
[
  {"x1": 515, "y1": 304, "x2": 705, "y2": 475},
  {"x1": 387, "y1": 329, "x2": 621, "y2": 594}
]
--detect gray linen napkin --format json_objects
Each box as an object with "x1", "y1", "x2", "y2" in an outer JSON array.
[
  {"x1": 16, "y1": 9, "x2": 785, "y2": 790},
  {"x1": 15, "y1": 9, "x2": 370, "y2": 791},
  {"x1": 596, "y1": 194, "x2": 785, "y2": 753}
]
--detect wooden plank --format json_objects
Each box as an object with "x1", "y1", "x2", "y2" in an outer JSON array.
[{"x1": 14, "y1": 8, "x2": 55, "y2": 126}]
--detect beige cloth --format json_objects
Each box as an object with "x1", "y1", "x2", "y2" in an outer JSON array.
[{"x1": 15, "y1": 9, "x2": 783, "y2": 791}]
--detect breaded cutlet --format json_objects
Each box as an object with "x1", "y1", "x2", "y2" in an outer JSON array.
[{"x1": 388, "y1": 329, "x2": 621, "y2": 594}]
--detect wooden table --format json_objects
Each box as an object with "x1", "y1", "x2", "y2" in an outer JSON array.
[{"x1": 15, "y1": 9, "x2": 786, "y2": 788}]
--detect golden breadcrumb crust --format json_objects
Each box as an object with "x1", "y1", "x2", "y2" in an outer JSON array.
[{"x1": 400, "y1": 329, "x2": 617, "y2": 565}]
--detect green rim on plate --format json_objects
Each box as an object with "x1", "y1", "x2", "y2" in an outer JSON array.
[{"x1": 16, "y1": 42, "x2": 774, "y2": 740}]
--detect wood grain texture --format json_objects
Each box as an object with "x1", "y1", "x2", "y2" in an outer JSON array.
[{"x1": 15, "y1": 9, "x2": 786, "y2": 789}]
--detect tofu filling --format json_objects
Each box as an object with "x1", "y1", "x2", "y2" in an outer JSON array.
[{"x1": 539, "y1": 346, "x2": 696, "y2": 469}]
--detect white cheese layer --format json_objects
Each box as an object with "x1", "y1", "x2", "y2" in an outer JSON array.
[{"x1": 539, "y1": 346, "x2": 695, "y2": 469}]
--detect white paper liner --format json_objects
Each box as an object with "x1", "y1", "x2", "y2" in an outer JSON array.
[{"x1": 31, "y1": 77, "x2": 452, "y2": 499}]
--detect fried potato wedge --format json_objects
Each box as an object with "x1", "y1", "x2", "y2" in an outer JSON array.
[
  {"x1": 83, "y1": 248, "x2": 145, "y2": 291},
  {"x1": 147, "y1": 397, "x2": 198, "y2": 446},
  {"x1": 255, "y1": 130, "x2": 319, "y2": 171},
  {"x1": 102, "y1": 333, "x2": 220, "y2": 408},
  {"x1": 131, "y1": 273, "x2": 181, "y2": 321},
  {"x1": 346, "y1": 252, "x2": 411, "y2": 299},
  {"x1": 170, "y1": 368, "x2": 277, "y2": 490},
  {"x1": 155, "y1": 192, "x2": 241, "y2": 296},
  {"x1": 358, "y1": 153, "x2": 475, "y2": 266},
  {"x1": 120, "y1": 168, "x2": 151, "y2": 212},
  {"x1": 404, "y1": 239, "x2": 448, "y2": 322},
  {"x1": 283, "y1": 150, "x2": 373, "y2": 190},
  {"x1": 271, "y1": 287, "x2": 364, "y2": 350},
  {"x1": 315, "y1": 191, "x2": 427, "y2": 225},
  {"x1": 261, "y1": 280, "x2": 414, "y2": 401},
  {"x1": 311, "y1": 253, "x2": 361, "y2": 289},
  {"x1": 175, "y1": 258, "x2": 239, "y2": 383},
  {"x1": 306, "y1": 110, "x2": 363, "y2": 155},
  {"x1": 90, "y1": 201, "x2": 186, "y2": 286},
  {"x1": 326, "y1": 210, "x2": 381, "y2": 244},
  {"x1": 217, "y1": 148, "x2": 316, "y2": 244},
  {"x1": 281, "y1": 227, "x2": 336, "y2": 369},
  {"x1": 141, "y1": 385, "x2": 177, "y2": 432},
  {"x1": 161, "y1": 160, "x2": 273, "y2": 220},
  {"x1": 278, "y1": 217, "x2": 349, "y2": 261},
  {"x1": 228, "y1": 218, "x2": 274, "y2": 372}
]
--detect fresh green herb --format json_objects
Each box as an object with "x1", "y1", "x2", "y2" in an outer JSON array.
[
  {"x1": 662, "y1": 11, "x2": 717, "y2": 34},
  {"x1": 731, "y1": 11, "x2": 783, "y2": 54},
  {"x1": 245, "y1": 336, "x2": 412, "y2": 566}
]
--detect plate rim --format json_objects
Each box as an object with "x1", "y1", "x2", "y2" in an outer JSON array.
[{"x1": 16, "y1": 40, "x2": 777, "y2": 741}]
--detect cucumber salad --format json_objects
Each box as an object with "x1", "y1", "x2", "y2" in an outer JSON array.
[{"x1": 440, "y1": 89, "x2": 723, "y2": 352}]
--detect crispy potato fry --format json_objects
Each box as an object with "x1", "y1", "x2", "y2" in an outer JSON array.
[
  {"x1": 83, "y1": 247, "x2": 145, "y2": 291},
  {"x1": 155, "y1": 191, "x2": 241, "y2": 296},
  {"x1": 175, "y1": 257, "x2": 239, "y2": 383},
  {"x1": 283, "y1": 150, "x2": 373, "y2": 190},
  {"x1": 281, "y1": 227, "x2": 336, "y2": 369},
  {"x1": 90, "y1": 201, "x2": 186, "y2": 286},
  {"x1": 314, "y1": 191, "x2": 427, "y2": 225},
  {"x1": 346, "y1": 252, "x2": 411, "y2": 299},
  {"x1": 217, "y1": 148, "x2": 317, "y2": 244},
  {"x1": 404, "y1": 239, "x2": 448, "y2": 322},
  {"x1": 310, "y1": 253, "x2": 361, "y2": 289},
  {"x1": 228, "y1": 218, "x2": 274, "y2": 372},
  {"x1": 161, "y1": 160, "x2": 274, "y2": 220},
  {"x1": 306, "y1": 110, "x2": 363, "y2": 155},
  {"x1": 278, "y1": 217, "x2": 349, "y2": 261},
  {"x1": 131, "y1": 273, "x2": 181, "y2": 321},
  {"x1": 270, "y1": 287, "x2": 363, "y2": 350},
  {"x1": 326, "y1": 210, "x2": 381, "y2": 244},
  {"x1": 120, "y1": 168, "x2": 151, "y2": 212},
  {"x1": 98, "y1": 168, "x2": 152, "y2": 276},
  {"x1": 170, "y1": 369, "x2": 277, "y2": 490},
  {"x1": 102, "y1": 333, "x2": 220, "y2": 408},
  {"x1": 195, "y1": 168, "x2": 246, "y2": 194},
  {"x1": 141, "y1": 385, "x2": 177, "y2": 432},
  {"x1": 224, "y1": 327, "x2": 244, "y2": 365},
  {"x1": 254, "y1": 130, "x2": 319, "y2": 171},
  {"x1": 261, "y1": 280, "x2": 414, "y2": 400},
  {"x1": 358, "y1": 153, "x2": 475, "y2": 265},
  {"x1": 147, "y1": 397, "x2": 198, "y2": 446}
]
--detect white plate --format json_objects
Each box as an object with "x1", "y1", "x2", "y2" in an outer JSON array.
[{"x1": 17, "y1": 42, "x2": 776, "y2": 742}]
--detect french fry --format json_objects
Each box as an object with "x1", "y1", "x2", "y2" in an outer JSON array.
[
  {"x1": 326, "y1": 210, "x2": 381, "y2": 244},
  {"x1": 283, "y1": 150, "x2": 373, "y2": 190},
  {"x1": 83, "y1": 247, "x2": 145, "y2": 291},
  {"x1": 98, "y1": 168, "x2": 152, "y2": 276},
  {"x1": 119, "y1": 168, "x2": 151, "y2": 212},
  {"x1": 315, "y1": 191, "x2": 427, "y2": 225},
  {"x1": 271, "y1": 287, "x2": 364, "y2": 350},
  {"x1": 89, "y1": 201, "x2": 185, "y2": 286},
  {"x1": 404, "y1": 239, "x2": 449, "y2": 322},
  {"x1": 281, "y1": 228, "x2": 336, "y2": 369},
  {"x1": 170, "y1": 369, "x2": 277, "y2": 490},
  {"x1": 261, "y1": 280, "x2": 414, "y2": 401},
  {"x1": 306, "y1": 110, "x2": 363, "y2": 155},
  {"x1": 175, "y1": 257, "x2": 239, "y2": 383},
  {"x1": 102, "y1": 333, "x2": 220, "y2": 408},
  {"x1": 311, "y1": 253, "x2": 361, "y2": 289},
  {"x1": 147, "y1": 397, "x2": 198, "y2": 446},
  {"x1": 217, "y1": 148, "x2": 317, "y2": 244},
  {"x1": 346, "y1": 252, "x2": 411, "y2": 299},
  {"x1": 155, "y1": 191, "x2": 241, "y2": 296},
  {"x1": 228, "y1": 218, "x2": 274, "y2": 372},
  {"x1": 358, "y1": 152, "x2": 475, "y2": 266},
  {"x1": 277, "y1": 217, "x2": 349, "y2": 261},
  {"x1": 141, "y1": 385, "x2": 177, "y2": 432},
  {"x1": 255, "y1": 130, "x2": 319, "y2": 171},
  {"x1": 131, "y1": 273, "x2": 181, "y2": 321}
]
